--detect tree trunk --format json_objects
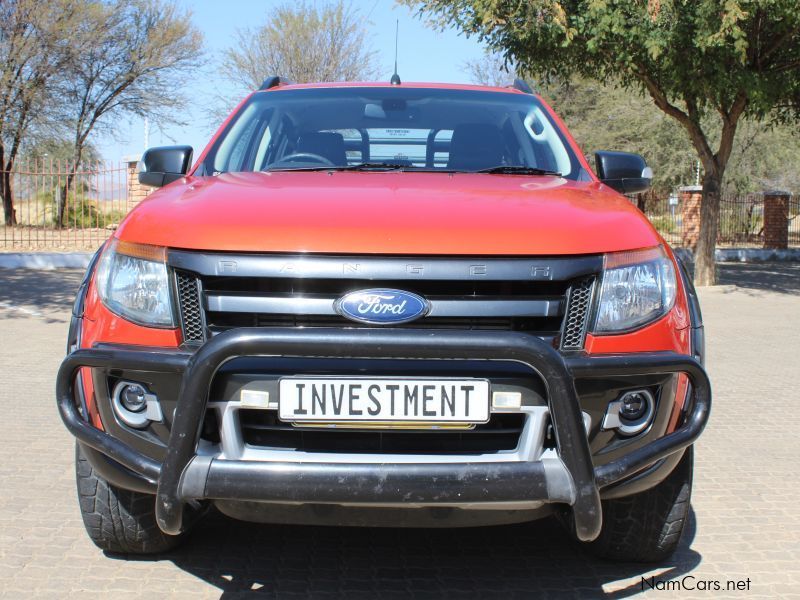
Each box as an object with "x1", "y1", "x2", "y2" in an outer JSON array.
[
  {"x1": 693, "y1": 172, "x2": 722, "y2": 286},
  {"x1": 1, "y1": 170, "x2": 16, "y2": 226},
  {"x1": 59, "y1": 146, "x2": 84, "y2": 228},
  {"x1": 57, "y1": 174, "x2": 74, "y2": 229},
  {"x1": 0, "y1": 145, "x2": 16, "y2": 226},
  {"x1": 636, "y1": 192, "x2": 647, "y2": 213}
]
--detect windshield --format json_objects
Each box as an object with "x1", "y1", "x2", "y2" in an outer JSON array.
[{"x1": 202, "y1": 87, "x2": 582, "y2": 178}]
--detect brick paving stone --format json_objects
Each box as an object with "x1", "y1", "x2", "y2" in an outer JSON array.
[{"x1": 0, "y1": 264, "x2": 798, "y2": 599}]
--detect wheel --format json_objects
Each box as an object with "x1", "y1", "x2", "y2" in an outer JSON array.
[
  {"x1": 75, "y1": 443, "x2": 185, "y2": 554},
  {"x1": 585, "y1": 445, "x2": 693, "y2": 562}
]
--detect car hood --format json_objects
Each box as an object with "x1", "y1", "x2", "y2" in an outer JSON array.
[{"x1": 116, "y1": 171, "x2": 661, "y2": 255}]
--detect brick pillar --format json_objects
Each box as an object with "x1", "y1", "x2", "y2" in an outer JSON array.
[
  {"x1": 680, "y1": 185, "x2": 703, "y2": 250},
  {"x1": 126, "y1": 157, "x2": 153, "y2": 211},
  {"x1": 763, "y1": 191, "x2": 790, "y2": 249}
]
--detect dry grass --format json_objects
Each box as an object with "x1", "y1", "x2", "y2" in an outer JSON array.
[{"x1": 0, "y1": 225, "x2": 111, "y2": 252}]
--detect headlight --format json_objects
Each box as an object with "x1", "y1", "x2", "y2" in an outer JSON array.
[
  {"x1": 94, "y1": 239, "x2": 174, "y2": 327},
  {"x1": 593, "y1": 246, "x2": 677, "y2": 333}
]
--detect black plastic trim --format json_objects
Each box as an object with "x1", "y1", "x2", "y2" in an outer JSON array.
[
  {"x1": 78, "y1": 441, "x2": 157, "y2": 494},
  {"x1": 151, "y1": 329, "x2": 601, "y2": 539},
  {"x1": 56, "y1": 329, "x2": 710, "y2": 543},
  {"x1": 194, "y1": 459, "x2": 560, "y2": 505},
  {"x1": 67, "y1": 246, "x2": 103, "y2": 353},
  {"x1": 567, "y1": 353, "x2": 709, "y2": 488},
  {"x1": 512, "y1": 78, "x2": 534, "y2": 94},
  {"x1": 259, "y1": 76, "x2": 295, "y2": 91},
  {"x1": 167, "y1": 251, "x2": 603, "y2": 282},
  {"x1": 57, "y1": 347, "x2": 191, "y2": 481},
  {"x1": 675, "y1": 255, "x2": 705, "y2": 364}
]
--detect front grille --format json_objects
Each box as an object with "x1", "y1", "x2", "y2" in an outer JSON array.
[
  {"x1": 176, "y1": 271, "x2": 204, "y2": 343},
  {"x1": 239, "y1": 410, "x2": 526, "y2": 454},
  {"x1": 207, "y1": 313, "x2": 562, "y2": 334},
  {"x1": 560, "y1": 277, "x2": 596, "y2": 350},
  {"x1": 170, "y1": 253, "x2": 601, "y2": 350}
]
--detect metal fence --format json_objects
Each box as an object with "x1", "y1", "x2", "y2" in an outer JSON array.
[
  {"x1": 1, "y1": 159, "x2": 129, "y2": 251},
  {"x1": 786, "y1": 196, "x2": 800, "y2": 246},
  {"x1": 635, "y1": 192, "x2": 798, "y2": 248}
]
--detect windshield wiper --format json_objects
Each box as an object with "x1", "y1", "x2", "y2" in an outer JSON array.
[
  {"x1": 474, "y1": 165, "x2": 562, "y2": 176},
  {"x1": 338, "y1": 162, "x2": 452, "y2": 172},
  {"x1": 266, "y1": 162, "x2": 432, "y2": 173}
]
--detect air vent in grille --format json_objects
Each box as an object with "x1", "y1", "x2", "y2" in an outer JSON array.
[
  {"x1": 176, "y1": 272, "x2": 205, "y2": 343},
  {"x1": 206, "y1": 313, "x2": 562, "y2": 335},
  {"x1": 560, "y1": 277, "x2": 595, "y2": 350},
  {"x1": 238, "y1": 410, "x2": 526, "y2": 454}
]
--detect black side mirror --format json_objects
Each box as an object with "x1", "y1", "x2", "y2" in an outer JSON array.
[
  {"x1": 138, "y1": 145, "x2": 193, "y2": 188},
  {"x1": 595, "y1": 151, "x2": 652, "y2": 195}
]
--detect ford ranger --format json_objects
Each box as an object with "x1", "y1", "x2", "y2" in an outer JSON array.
[{"x1": 57, "y1": 78, "x2": 710, "y2": 562}]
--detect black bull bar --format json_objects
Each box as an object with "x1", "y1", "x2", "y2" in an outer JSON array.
[{"x1": 57, "y1": 328, "x2": 710, "y2": 541}]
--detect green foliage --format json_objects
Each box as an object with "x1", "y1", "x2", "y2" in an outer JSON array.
[
  {"x1": 542, "y1": 77, "x2": 800, "y2": 195},
  {"x1": 58, "y1": 198, "x2": 98, "y2": 228},
  {"x1": 58, "y1": 202, "x2": 127, "y2": 229},
  {"x1": 648, "y1": 214, "x2": 677, "y2": 235},
  {"x1": 538, "y1": 76, "x2": 696, "y2": 194},
  {"x1": 31, "y1": 190, "x2": 125, "y2": 229},
  {"x1": 408, "y1": 0, "x2": 800, "y2": 284},
  {"x1": 718, "y1": 199, "x2": 763, "y2": 244},
  {"x1": 463, "y1": 57, "x2": 800, "y2": 195},
  {"x1": 23, "y1": 138, "x2": 100, "y2": 165},
  {"x1": 723, "y1": 122, "x2": 800, "y2": 194},
  {"x1": 406, "y1": 0, "x2": 799, "y2": 120}
]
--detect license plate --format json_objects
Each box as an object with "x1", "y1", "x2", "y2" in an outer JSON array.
[{"x1": 278, "y1": 377, "x2": 490, "y2": 426}]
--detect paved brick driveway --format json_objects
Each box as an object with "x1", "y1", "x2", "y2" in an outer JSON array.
[{"x1": 1, "y1": 264, "x2": 798, "y2": 599}]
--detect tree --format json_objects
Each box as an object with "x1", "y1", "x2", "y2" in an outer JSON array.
[
  {"x1": 464, "y1": 50, "x2": 516, "y2": 88},
  {"x1": 0, "y1": 0, "x2": 201, "y2": 227},
  {"x1": 464, "y1": 53, "x2": 697, "y2": 194},
  {"x1": 406, "y1": 0, "x2": 800, "y2": 285},
  {"x1": 0, "y1": 0, "x2": 83, "y2": 225},
  {"x1": 24, "y1": 137, "x2": 100, "y2": 165},
  {"x1": 215, "y1": 1, "x2": 380, "y2": 117},
  {"x1": 54, "y1": 0, "x2": 202, "y2": 227}
]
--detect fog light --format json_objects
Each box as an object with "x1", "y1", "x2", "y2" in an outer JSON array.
[
  {"x1": 619, "y1": 391, "x2": 648, "y2": 421},
  {"x1": 120, "y1": 384, "x2": 147, "y2": 413},
  {"x1": 602, "y1": 389, "x2": 655, "y2": 436},
  {"x1": 111, "y1": 381, "x2": 162, "y2": 429}
]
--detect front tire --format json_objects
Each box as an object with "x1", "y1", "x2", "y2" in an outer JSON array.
[
  {"x1": 586, "y1": 445, "x2": 694, "y2": 562},
  {"x1": 75, "y1": 443, "x2": 185, "y2": 554}
]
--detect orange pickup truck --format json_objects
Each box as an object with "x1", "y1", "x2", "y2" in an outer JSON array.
[{"x1": 58, "y1": 78, "x2": 709, "y2": 561}]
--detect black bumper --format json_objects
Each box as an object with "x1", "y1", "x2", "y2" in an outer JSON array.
[{"x1": 57, "y1": 328, "x2": 710, "y2": 541}]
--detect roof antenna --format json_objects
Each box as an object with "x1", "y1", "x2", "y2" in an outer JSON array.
[{"x1": 390, "y1": 19, "x2": 401, "y2": 85}]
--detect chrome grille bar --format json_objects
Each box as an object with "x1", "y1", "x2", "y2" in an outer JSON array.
[{"x1": 205, "y1": 294, "x2": 563, "y2": 318}]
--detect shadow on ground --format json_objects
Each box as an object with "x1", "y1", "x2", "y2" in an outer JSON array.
[
  {"x1": 681, "y1": 260, "x2": 800, "y2": 295},
  {"x1": 118, "y1": 509, "x2": 701, "y2": 599},
  {"x1": 0, "y1": 268, "x2": 83, "y2": 321},
  {"x1": 716, "y1": 262, "x2": 800, "y2": 294}
]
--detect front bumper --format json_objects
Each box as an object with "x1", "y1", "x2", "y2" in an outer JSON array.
[{"x1": 57, "y1": 328, "x2": 710, "y2": 541}]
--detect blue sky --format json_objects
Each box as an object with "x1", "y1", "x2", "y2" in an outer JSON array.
[{"x1": 96, "y1": 0, "x2": 489, "y2": 161}]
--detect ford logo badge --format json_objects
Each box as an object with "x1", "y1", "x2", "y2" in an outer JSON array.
[{"x1": 335, "y1": 289, "x2": 430, "y2": 325}]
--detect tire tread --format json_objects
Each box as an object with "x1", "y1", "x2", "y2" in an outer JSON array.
[
  {"x1": 75, "y1": 444, "x2": 183, "y2": 554},
  {"x1": 587, "y1": 446, "x2": 693, "y2": 562}
]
